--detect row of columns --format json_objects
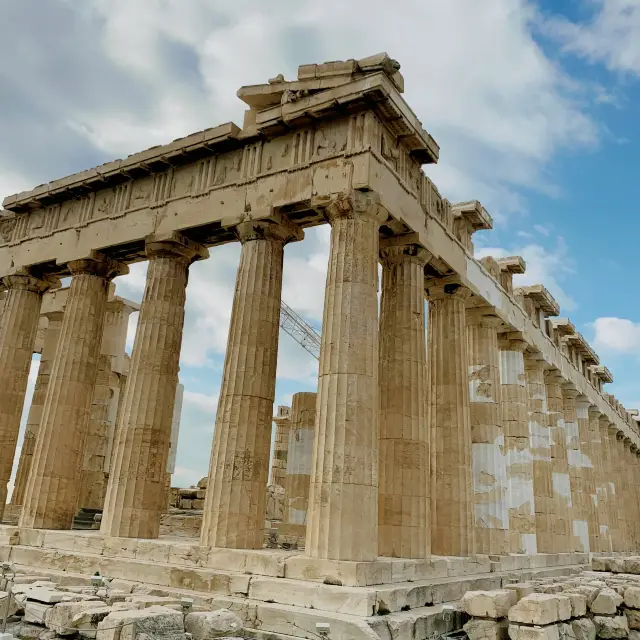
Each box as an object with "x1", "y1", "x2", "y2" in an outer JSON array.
[{"x1": 1, "y1": 189, "x2": 639, "y2": 562}]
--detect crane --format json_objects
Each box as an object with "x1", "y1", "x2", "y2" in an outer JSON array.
[{"x1": 279, "y1": 301, "x2": 321, "y2": 360}]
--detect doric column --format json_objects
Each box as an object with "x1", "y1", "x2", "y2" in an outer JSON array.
[
  {"x1": 271, "y1": 411, "x2": 292, "y2": 488},
  {"x1": 574, "y1": 398, "x2": 597, "y2": 552},
  {"x1": 427, "y1": 278, "x2": 474, "y2": 557},
  {"x1": 611, "y1": 429, "x2": 626, "y2": 551},
  {"x1": 11, "y1": 311, "x2": 64, "y2": 507},
  {"x1": 378, "y1": 240, "x2": 431, "y2": 559},
  {"x1": 634, "y1": 449, "x2": 640, "y2": 549},
  {"x1": 0, "y1": 273, "x2": 54, "y2": 519},
  {"x1": 304, "y1": 191, "x2": 386, "y2": 562},
  {"x1": 465, "y1": 309, "x2": 508, "y2": 555},
  {"x1": 201, "y1": 214, "x2": 302, "y2": 550},
  {"x1": 589, "y1": 408, "x2": 611, "y2": 552},
  {"x1": 600, "y1": 418, "x2": 619, "y2": 551},
  {"x1": 281, "y1": 392, "x2": 317, "y2": 544},
  {"x1": 102, "y1": 234, "x2": 206, "y2": 538},
  {"x1": 20, "y1": 253, "x2": 126, "y2": 530},
  {"x1": 78, "y1": 296, "x2": 139, "y2": 511},
  {"x1": 624, "y1": 440, "x2": 638, "y2": 550},
  {"x1": 499, "y1": 336, "x2": 536, "y2": 554},
  {"x1": 525, "y1": 354, "x2": 554, "y2": 552},
  {"x1": 545, "y1": 371, "x2": 572, "y2": 552}
]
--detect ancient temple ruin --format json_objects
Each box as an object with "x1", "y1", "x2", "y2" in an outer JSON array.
[{"x1": 0, "y1": 53, "x2": 639, "y2": 639}]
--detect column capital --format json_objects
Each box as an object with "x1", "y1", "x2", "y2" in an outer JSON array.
[
  {"x1": 2, "y1": 272, "x2": 57, "y2": 294},
  {"x1": 544, "y1": 369, "x2": 565, "y2": 385},
  {"x1": 588, "y1": 405, "x2": 603, "y2": 419},
  {"x1": 42, "y1": 310, "x2": 65, "y2": 323},
  {"x1": 320, "y1": 190, "x2": 388, "y2": 226},
  {"x1": 236, "y1": 212, "x2": 303, "y2": 245},
  {"x1": 561, "y1": 384, "x2": 580, "y2": 400},
  {"x1": 425, "y1": 277, "x2": 471, "y2": 302},
  {"x1": 68, "y1": 251, "x2": 128, "y2": 280},
  {"x1": 498, "y1": 333, "x2": 528, "y2": 352},
  {"x1": 145, "y1": 232, "x2": 209, "y2": 263},
  {"x1": 380, "y1": 241, "x2": 432, "y2": 268},
  {"x1": 466, "y1": 306, "x2": 502, "y2": 329},
  {"x1": 616, "y1": 431, "x2": 626, "y2": 441}
]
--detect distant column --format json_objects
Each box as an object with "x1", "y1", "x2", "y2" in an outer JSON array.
[
  {"x1": 0, "y1": 274, "x2": 54, "y2": 520},
  {"x1": 271, "y1": 411, "x2": 292, "y2": 488},
  {"x1": 378, "y1": 240, "x2": 431, "y2": 559},
  {"x1": 600, "y1": 418, "x2": 619, "y2": 551},
  {"x1": 305, "y1": 191, "x2": 386, "y2": 561},
  {"x1": 611, "y1": 430, "x2": 626, "y2": 551},
  {"x1": 589, "y1": 408, "x2": 611, "y2": 552},
  {"x1": 427, "y1": 278, "x2": 474, "y2": 557},
  {"x1": 545, "y1": 371, "x2": 572, "y2": 552},
  {"x1": 525, "y1": 354, "x2": 554, "y2": 552},
  {"x1": 281, "y1": 392, "x2": 317, "y2": 544},
  {"x1": 102, "y1": 233, "x2": 207, "y2": 538},
  {"x1": 20, "y1": 253, "x2": 126, "y2": 529},
  {"x1": 624, "y1": 440, "x2": 638, "y2": 551},
  {"x1": 11, "y1": 311, "x2": 64, "y2": 507},
  {"x1": 202, "y1": 215, "x2": 302, "y2": 550},
  {"x1": 465, "y1": 309, "x2": 508, "y2": 555},
  {"x1": 499, "y1": 336, "x2": 537, "y2": 554},
  {"x1": 574, "y1": 397, "x2": 598, "y2": 552}
]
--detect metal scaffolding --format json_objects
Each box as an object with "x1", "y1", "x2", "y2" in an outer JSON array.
[{"x1": 279, "y1": 300, "x2": 321, "y2": 361}]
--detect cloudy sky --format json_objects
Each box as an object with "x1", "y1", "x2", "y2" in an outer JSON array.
[{"x1": 3, "y1": 0, "x2": 640, "y2": 489}]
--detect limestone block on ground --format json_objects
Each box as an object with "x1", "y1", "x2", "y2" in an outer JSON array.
[
  {"x1": 566, "y1": 593, "x2": 588, "y2": 617},
  {"x1": 46, "y1": 602, "x2": 112, "y2": 636},
  {"x1": 625, "y1": 589, "x2": 640, "y2": 609},
  {"x1": 591, "y1": 589, "x2": 623, "y2": 615},
  {"x1": 593, "y1": 559, "x2": 614, "y2": 572},
  {"x1": 570, "y1": 618, "x2": 597, "y2": 640},
  {"x1": 509, "y1": 623, "x2": 560, "y2": 640},
  {"x1": 630, "y1": 631, "x2": 640, "y2": 640},
  {"x1": 23, "y1": 600, "x2": 54, "y2": 624},
  {"x1": 594, "y1": 616, "x2": 629, "y2": 639},
  {"x1": 509, "y1": 594, "x2": 570, "y2": 625},
  {"x1": 463, "y1": 590, "x2": 517, "y2": 618},
  {"x1": 18, "y1": 622, "x2": 47, "y2": 639},
  {"x1": 26, "y1": 587, "x2": 65, "y2": 604},
  {"x1": 96, "y1": 606, "x2": 185, "y2": 640},
  {"x1": 131, "y1": 585, "x2": 169, "y2": 596},
  {"x1": 625, "y1": 610, "x2": 640, "y2": 631},
  {"x1": 464, "y1": 618, "x2": 509, "y2": 640},
  {"x1": 184, "y1": 610, "x2": 243, "y2": 639},
  {"x1": 625, "y1": 559, "x2": 640, "y2": 575},
  {"x1": 610, "y1": 560, "x2": 627, "y2": 575},
  {"x1": 505, "y1": 584, "x2": 536, "y2": 601},
  {"x1": 125, "y1": 595, "x2": 182, "y2": 608}
]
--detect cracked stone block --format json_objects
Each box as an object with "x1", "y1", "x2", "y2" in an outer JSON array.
[
  {"x1": 509, "y1": 623, "x2": 560, "y2": 640},
  {"x1": 505, "y1": 584, "x2": 536, "y2": 601},
  {"x1": 625, "y1": 560, "x2": 640, "y2": 575},
  {"x1": 625, "y1": 610, "x2": 640, "y2": 631},
  {"x1": 591, "y1": 589, "x2": 623, "y2": 615},
  {"x1": 594, "y1": 616, "x2": 629, "y2": 639},
  {"x1": 566, "y1": 593, "x2": 588, "y2": 617},
  {"x1": 463, "y1": 590, "x2": 517, "y2": 618},
  {"x1": 185, "y1": 611, "x2": 244, "y2": 639},
  {"x1": 509, "y1": 594, "x2": 569, "y2": 625},
  {"x1": 570, "y1": 618, "x2": 597, "y2": 640},
  {"x1": 46, "y1": 602, "x2": 112, "y2": 637},
  {"x1": 625, "y1": 589, "x2": 640, "y2": 609},
  {"x1": 96, "y1": 606, "x2": 185, "y2": 640}
]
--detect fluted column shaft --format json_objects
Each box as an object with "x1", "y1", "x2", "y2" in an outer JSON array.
[
  {"x1": 525, "y1": 356, "x2": 554, "y2": 552},
  {"x1": 500, "y1": 338, "x2": 536, "y2": 554},
  {"x1": 281, "y1": 392, "x2": 317, "y2": 541},
  {"x1": 428, "y1": 279, "x2": 474, "y2": 557},
  {"x1": 600, "y1": 419, "x2": 619, "y2": 551},
  {"x1": 611, "y1": 431, "x2": 627, "y2": 551},
  {"x1": 102, "y1": 235, "x2": 206, "y2": 538},
  {"x1": 635, "y1": 450, "x2": 640, "y2": 549},
  {"x1": 574, "y1": 399, "x2": 597, "y2": 552},
  {"x1": 378, "y1": 242, "x2": 431, "y2": 559},
  {"x1": 0, "y1": 274, "x2": 52, "y2": 519},
  {"x1": 545, "y1": 372, "x2": 572, "y2": 552},
  {"x1": 12, "y1": 312, "x2": 64, "y2": 507},
  {"x1": 589, "y1": 410, "x2": 611, "y2": 552},
  {"x1": 20, "y1": 254, "x2": 126, "y2": 529},
  {"x1": 563, "y1": 388, "x2": 586, "y2": 552},
  {"x1": 271, "y1": 417, "x2": 291, "y2": 488},
  {"x1": 623, "y1": 440, "x2": 637, "y2": 551},
  {"x1": 305, "y1": 192, "x2": 386, "y2": 562},
  {"x1": 202, "y1": 216, "x2": 302, "y2": 550},
  {"x1": 466, "y1": 311, "x2": 508, "y2": 555}
]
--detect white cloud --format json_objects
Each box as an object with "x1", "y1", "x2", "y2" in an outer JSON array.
[
  {"x1": 183, "y1": 390, "x2": 219, "y2": 414},
  {"x1": 545, "y1": 0, "x2": 640, "y2": 75},
  {"x1": 592, "y1": 317, "x2": 640, "y2": 354},
  {"x1": 476, "y1": 236, "x2": 576, "y2": 312}
]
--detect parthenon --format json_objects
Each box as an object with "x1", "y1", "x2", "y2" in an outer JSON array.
[{"x1": 0, "y1": 53, "x2": 639, "y2": 639}]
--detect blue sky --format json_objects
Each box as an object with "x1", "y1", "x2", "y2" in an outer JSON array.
[{"x1": 2, "y1": 0, "x2": 640, "y2": 488}]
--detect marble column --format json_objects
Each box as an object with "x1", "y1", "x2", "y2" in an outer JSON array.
[
  {"x1": 0, "y1": 273, "x2": 53, "y2": 519},
  {"x1": 611, "y1": 429, "x2": 626, "y2": 551},
  {"x1": 635, "y1": 449, "x2": 640, "y2": 549},
  {"x1": 600, "y1": 418, "x2": 619, "y2": 551},
  {"x1": 20, "y1": 253, "x2": 126, "y2": 530},
  {"x1": 102, "y1": 234, "x2": 206, "y2": 538},
  {"x1": 545, "y1": 371, "x2": 572, "y2": 552},
  {"x1": 378, "y1": 241, "x2": 431, "y2": 559},
  {"x1": 525, "y1": 355, "x2": 554, "y2": 553},
  {"x1": 281, "y1": 392, "x2": 317, "y2": 543},
  {"x1": 11, "y1": 311, "x2": 64, "y2": 507},
  {"x1": 465, "y1": 310, "x2": 508, "y2": 555},
  {"x1": 305, "y1": 191, "x2": 386, "y2": 562},
  {"x1": 201, "y1": 214, "x2": 302, "y2": 550},
  {"x1": 499, "y1": 337, "x2": 537, "y2": 555},
  {"x1": 589, "y1": 408, "x2": 611, "y2": 552},
  {"x1": 574, "y1": 398, "x2": 597, "y2": 552},
  {"x1": 79, "y1": 296, "x2": 138, "y2": 511},
  {"x1": 624, "y1": 440, "x2": 638, "y2": 551},
  {"x1": 271, "y1": 412, "x2": 292, "y2": 488},
  {"x1": 427, "y1": 278, "x2": 474, "y2": 557}
]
